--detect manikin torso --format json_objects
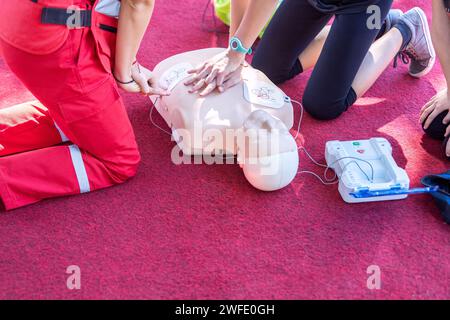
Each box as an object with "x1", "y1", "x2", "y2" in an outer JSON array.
[{"x1": 150, "y1": 48, "x2": 299, "y2": 191}]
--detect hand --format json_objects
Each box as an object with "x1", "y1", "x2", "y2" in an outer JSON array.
[
  {"x1": 114, "y1": 62, "x2": 170, "y2": 96},
  {"x1": 184, "y1": 49, "x2": 246, "y2": 96},
  {"x1": 420, "y1": 89, "x2": 450, "y2": 129},
  {"x1": 445, "y1": 132, "x2": 450, "y2": 157}
]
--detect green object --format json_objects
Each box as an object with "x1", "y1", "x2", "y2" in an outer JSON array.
[
  {"x1": 213, "y1": 0, "x2": 281, "y2": 39},
  {"x1": 213, "y1": 0, "x2": 231, "y2": 26}
]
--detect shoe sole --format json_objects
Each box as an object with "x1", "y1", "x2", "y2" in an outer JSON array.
[{"x1": 409, "y1": 7, "x2": 436, "y2": 78}]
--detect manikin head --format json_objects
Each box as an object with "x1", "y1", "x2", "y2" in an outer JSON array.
[{"x1": 237, "y1": 110, "x2": 299, "y2": 191}]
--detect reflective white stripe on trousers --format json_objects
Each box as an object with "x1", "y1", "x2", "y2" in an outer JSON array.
[
  {"x1": 68, "y1": 145, "x2": 91, "y2": 193},
  {"x1": 54, "y1": 122, "x2": 69, "y2": 143}
]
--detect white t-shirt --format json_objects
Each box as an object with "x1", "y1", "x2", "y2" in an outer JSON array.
[{"x1": 95, "y1": 0, "x2": 121, "y2": 18}]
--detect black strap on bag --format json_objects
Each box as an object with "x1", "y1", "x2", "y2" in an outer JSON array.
[
  {"x1": 41, "y1": 7, "x2": 92, "y2": 28},
  {"x1": 29, "y1": 0, "x2": 117, "y2": 33}
]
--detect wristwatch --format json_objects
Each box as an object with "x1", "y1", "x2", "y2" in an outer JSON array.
[{"x1": 229, "y1": 36, "x2": 252, "y2": 55}]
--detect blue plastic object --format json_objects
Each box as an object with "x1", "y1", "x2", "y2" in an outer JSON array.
[
  {"x1": 350, "y1": 186, "x2": 439, "y2": 198},
  {"x1": 229, "y1": 36, "x2": 252, "y2": 55}
]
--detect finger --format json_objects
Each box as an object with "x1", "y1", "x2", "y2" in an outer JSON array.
[
  {"x1": 423, "y1": 108, "x2": 441, "y2": 130},
  {"x1": 420, "y1": 97, "x2": 436, "y2": 115},
  {"x1": 189, "y1": 79, "x2": 206, "y2": 93},
  {"x1": 419, "y1": 104, "x2": 436, "y2": 126},
  {"x1": 134, "y1": 75, "x2": 151, "y2": 95},
  {"x1": 222, "y1": 70, "x2": 236, "y2": 82},
  {"x1": 443, "y1": 110, "x2": 450, "y2": 125},
  {"x1": 445, "y1": 125, "x2": 450, "y2": 137},
  {"x1": 148, "y1": 87, "x2": 170, "y2": 96},
  {"x1": 184, "y1": 65, "x2": 211, "y2": 85},
  {"x1": 218, "y1": 72, "x2": 241, "y2": 93},
  {"x1": 218, "y1": 64, "x2": 242, "y2": 87},
  {"x1": 446, "y1": 139, "x2": 450, "y2": 157},
  {"x1": 146, "y1": 76, "x2": 170, "y2": 96},
  {"x1": 195, "y1": 65, "x2": 212, "y2": 81},
  {"x1": 216, "y1": 70, "x2": 228, "y2": 87},
  {"x1": 184, "y1": 74, "x2": 199, "y2": 86},
  {"x1": 205, "y1": 68, "x2": 219, "y2": 84},
  {"x1": 199, "y1": 81, "x2": 217, "y2": 96},
  {"x1": 187, "y1": 63, "x2": 204, "y2": 74}
]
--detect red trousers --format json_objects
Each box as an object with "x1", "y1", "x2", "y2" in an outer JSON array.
[{"x1": 0, "y1": 4, "x2": 140, "y2": 210}]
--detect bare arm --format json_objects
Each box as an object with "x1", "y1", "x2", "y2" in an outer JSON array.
[
  {"x1": 185, "y1": 0, "x2": 278, "y2": 96},
  {"x1": 229, "y1": 0, "x2": 250, "y2": 39},
  {"x1": 115, "y1": 0, "x2": 154, "y2": 81},
  {"x1": 113, "y1": 0, "x2": 167, "y2": 95},
  {"x1": 231, "y1": 0, "x2": 278, "y2": 51}
]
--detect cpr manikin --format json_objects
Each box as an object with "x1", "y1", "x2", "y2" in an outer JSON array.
[{"x1": 150, "y1": 48, "x2": 299, "y2": 191}]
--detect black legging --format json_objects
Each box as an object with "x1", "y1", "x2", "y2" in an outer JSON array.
[
  {"x1": 252, "y1": 0, "x2": 393, "y2": 120},
  {"x1": 423, "y1": 111, "x2": 450, "y2": 159}
]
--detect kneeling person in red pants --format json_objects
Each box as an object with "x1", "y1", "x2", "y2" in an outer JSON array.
[{"x1": 0, "y1": 0, "x2": 167, "y2": 210}]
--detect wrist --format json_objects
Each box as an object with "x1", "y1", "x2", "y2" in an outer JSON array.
[
  {"x1": 113, "y1": 68, "x2": 134, "y2": 85},
  {"x1": 229, "y1": 36, "x2": 252, "y2": 55},
  {"x1": 227, "y1": 48, "x2": 246, "y2": 64},
  {"x1": 113, "y1": 67, "x2": 133, "y2": 82}
]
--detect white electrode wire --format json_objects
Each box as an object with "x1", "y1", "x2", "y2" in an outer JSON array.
[
  {"x1": 149, "y1": 96, "x2": 236, "y2": 160},
  {"x1": 290, "y1": 99, "x2": 303, "y2": 140},
  {"x1": 298, "y1": 170, "x2": 339, "y2": 185},
  {"x1": 290, "y1": 98, "x2": 375, "y2": 185},
  {"x1": 298, "y1": 146, "x2": 328, "y2": 168},
  {"x1": 149, "y1": 97, "x2": 174, "y2": 137}
]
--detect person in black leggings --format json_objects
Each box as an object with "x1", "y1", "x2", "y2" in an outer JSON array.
[
  {"x1": 185, "y1": 0, "x2": 435, "y2": 122},
  {"x1": 420, "y1": 0, "x2": 450, "y2": 159},
  {"x1": 252, "y1": 0, "x2": 434, "y2": 120}
]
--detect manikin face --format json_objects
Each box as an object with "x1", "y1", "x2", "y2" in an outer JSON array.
[
  {"x1": 238, "y1": 110, "x2": 298, "y2": 159},
  {"x1": 237, "y1": 110, "x2": 299, "y2": 192}
]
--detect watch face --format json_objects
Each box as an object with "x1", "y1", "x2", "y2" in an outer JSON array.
[{"x1": 231, "y1": 41, "x2": 238, "y2": 49}]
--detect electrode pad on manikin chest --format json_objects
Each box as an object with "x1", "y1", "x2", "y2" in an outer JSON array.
[
  {"x1": 158, "y1": 63, "x2": 193, "y2": 92},
  {"x1": 243, "y1": 80, "x2": 290, "y2": 109}
]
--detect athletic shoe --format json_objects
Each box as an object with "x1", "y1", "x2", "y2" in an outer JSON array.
[
  {"x1": 397, "y1": 7, "x2": 436, "y2": 78},
  {"x1": 382, "y1": 9, "x2": 403, "y2": 36}
]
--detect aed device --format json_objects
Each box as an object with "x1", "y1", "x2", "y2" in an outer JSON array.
[{"x1": 325, "y1": 138, "x2": 411, "y2": 203}]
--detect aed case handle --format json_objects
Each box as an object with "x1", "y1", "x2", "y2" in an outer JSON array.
[{"x1": 362, "y1": 139, "x2": 408, "y2": 192}]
